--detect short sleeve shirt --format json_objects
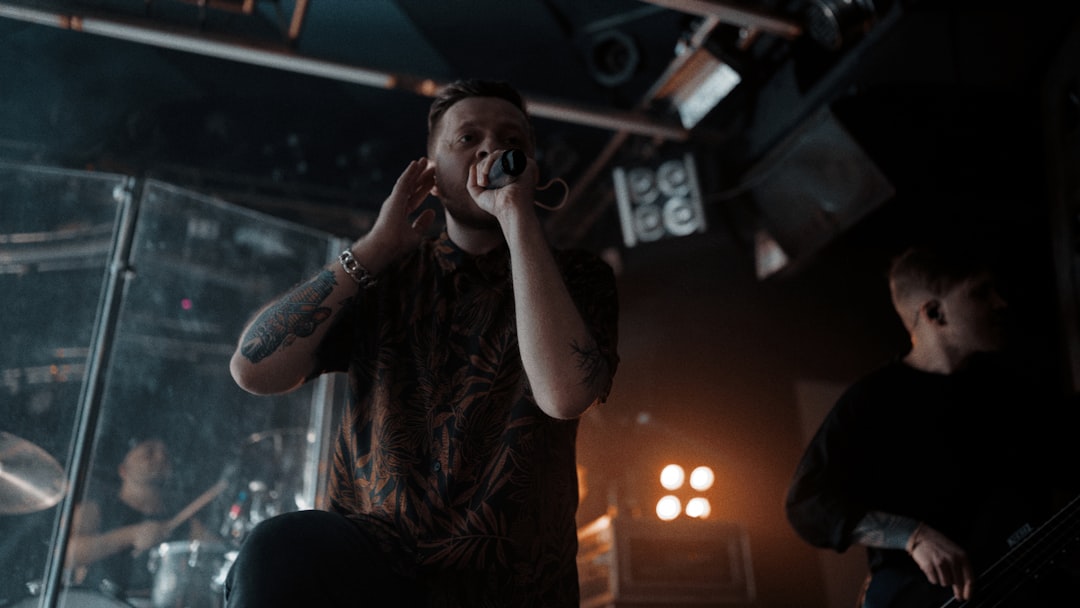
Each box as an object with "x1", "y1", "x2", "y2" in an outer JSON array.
[{"x1": 315, "y1": 230, "x2": 619, "y2": 607}]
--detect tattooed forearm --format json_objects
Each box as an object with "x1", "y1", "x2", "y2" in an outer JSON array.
[
  {"x1": 239, "y1": 269, "x2": 338, "y2": 363},
  {"x1": 852, "y1": 511, "x2": 919, "y2": 549},
  {"x1": 570, "y1": 339, "x2": 607, "y2": 391}
]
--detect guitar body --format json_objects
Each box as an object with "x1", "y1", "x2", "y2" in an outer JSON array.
[{"x1": 861, "y1": 492, "x2": 1080, "y2": 608}]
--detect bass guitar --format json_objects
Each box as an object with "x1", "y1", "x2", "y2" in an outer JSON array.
[{"x1": 867, "y1": 491, "x2": 1080, "y2": 607}]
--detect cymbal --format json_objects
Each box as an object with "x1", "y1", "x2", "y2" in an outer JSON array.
[{"x1": 0, "y1": 431, "x2": 67, "y2": 515}]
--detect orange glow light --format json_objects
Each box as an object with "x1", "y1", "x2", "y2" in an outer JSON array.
[
  {"x1": 660, "y1": 464, "x2": 685, "y2": 490},
  {"x1": 686, "y1": 497, "x2": 711, "y2": 519},
  {"x1": 656, "y1": 495, "x2": 681, "y2": 521},
  {"x1": 689, "y1": 466, "x2": 715, "y2": 491}
]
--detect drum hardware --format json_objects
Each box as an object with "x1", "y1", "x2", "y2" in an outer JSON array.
[
  {"x1": 208, "y1": 551, "x2": 237, "y2": 597},
  {"x1": 217, "y1": 427, "x2": 311, "y2": 547},
  {"x1": 123, "y1": 477, "x2": 228, "y2": 570},
  {"x1": 147, "y1": 541, "x2": 229, "y2": 608},
  {"x1": 137, "y1": 427, "x2": 312, "y2": 606},
  {"x1": 3, "y1": 587, "x2": 134, "y2": 607}
]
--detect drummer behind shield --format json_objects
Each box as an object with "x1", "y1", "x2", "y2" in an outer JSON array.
[{"x1": 65, "y1": 436, "x2": 216, "y2": 603}]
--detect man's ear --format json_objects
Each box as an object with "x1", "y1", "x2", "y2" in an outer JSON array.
[
  {"x1": 923, "y1": 300, "x2": 944, "y2": 324},
  {"x1": 430, "y1": 167, "x2": 441, "y2": 198}
]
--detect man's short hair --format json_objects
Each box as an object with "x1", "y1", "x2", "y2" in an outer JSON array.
[
  {"x1": 888, "y1": 243, "x2": 992, "y2": 305},
  {"x1": 426, "y1": 79, "x2": 532, "y2": 148}
]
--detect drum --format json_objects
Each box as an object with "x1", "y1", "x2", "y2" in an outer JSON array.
[
  {"x1": 147, "y1": 541, "x2": 230, "y2": 608},
  {"x1": 208, "y1": 550, "x2": 237, "y2": 598},
  {"x1": 3, "y1": 587, "x2": 133, "y2": 607}
]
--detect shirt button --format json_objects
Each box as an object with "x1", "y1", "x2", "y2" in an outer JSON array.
[{"x1": 433, "y1": 462, "x2": 441, "y2": 472}]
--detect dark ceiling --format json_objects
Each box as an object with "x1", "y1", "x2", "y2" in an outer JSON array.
[{"x1": 1, "y1": 0, "x2": 1078, "y2": 268}]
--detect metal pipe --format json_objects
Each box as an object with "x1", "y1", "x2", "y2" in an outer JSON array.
[
  {"x1": 0, "y1": 4, "x2": 397, "y2": 89},
  {"x1": 527, "y1": 98, "x2": 687, "y2": 141},
  {"x1": 0, "y1": 2, "x2": 688, "y2": 141},
  {"x1": 40, "y1": 176, "x2": 140, "y2": 608},
  {"x1": 639, "y1": 0, "x2": 802, "y2": 39}
]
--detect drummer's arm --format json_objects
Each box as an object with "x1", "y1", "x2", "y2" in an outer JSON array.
[
  {"x1": 66, "y1": 501, "x2": 112, "y2": 566},
  {"x1": 65, "y1": 501, "x2": 168, "y2": 566}
]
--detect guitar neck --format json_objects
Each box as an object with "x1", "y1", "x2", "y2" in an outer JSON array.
[{"x1": 939, "y1": 491, "x2": 1080, "y2": 607}]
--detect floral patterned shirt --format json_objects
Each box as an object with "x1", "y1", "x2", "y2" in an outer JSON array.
[{"x1": 314, "y1": 230, "x2": 619, "y2": 607}]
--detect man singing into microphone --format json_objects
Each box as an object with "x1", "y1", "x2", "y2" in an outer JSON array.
[{"x1": 224, "y1": 79, "x2": 620, "y2": 607}]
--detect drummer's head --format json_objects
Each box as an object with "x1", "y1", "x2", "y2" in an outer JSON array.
[{"x1": 119, "y1": 436, "x2": 172, "y2": 486}]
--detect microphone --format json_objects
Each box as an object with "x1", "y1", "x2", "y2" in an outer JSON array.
[{"x1": 485, "y1": 148, "x2": 527, "y2": 189}]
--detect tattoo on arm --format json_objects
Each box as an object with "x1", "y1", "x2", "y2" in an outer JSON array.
[
  {"x1": 852, "y1": 511, "x2": 920, "y2": 549},
  {"x1": 570, "y1": 339, "x2": 607, "y2": 392},
  {"x1": 239, "y1": 269, "x2": 338, "y2": 363}
]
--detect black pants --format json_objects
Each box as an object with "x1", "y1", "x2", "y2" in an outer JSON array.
[{"x1": 224, "y1": 510, "x2": 426, "y2": 608}]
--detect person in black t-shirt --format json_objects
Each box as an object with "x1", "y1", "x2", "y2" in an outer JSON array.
[
  {"x1": 65, "y1": 436, "x2": 214, "y2": 604},
  {"x1": 785, "y1": 244, "x2": 1078, "y2": 608}
]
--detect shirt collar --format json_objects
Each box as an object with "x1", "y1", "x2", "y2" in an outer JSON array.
[{"x1": 433, "y1": 229, "x2": 511, "y2": 281}]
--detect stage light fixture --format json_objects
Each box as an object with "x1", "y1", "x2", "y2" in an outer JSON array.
[
  {"x1": 656, "y1": 495, "x2": 682, "y2": 521},
  {"x1": 586, "y1": 29, "x2": 640, "y2": 88},
  {"x1": 655, "y1": 44, "x2": 742, "y2": 129},
  {"x1": 803, "y1": 0, "x2": 879, "y2": 50},
  {"x1": 660, "y1": 464, "x2": 686, "y2": 490},
  {"x1": 613, "y1": 153, "x2": 707, "y2": 248},
  {"x1": 686, "y1": 497, "x2": 712, "y2": 519},
  {"x1": 689, "y1": 466, "x2": 715, "y2": 491},
  {"x1": 653, "y1": 463, "x2": 716, "y2": 521},
  {"x1": 754, "y1": 229, "x2": 791, "y2": 279}
]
